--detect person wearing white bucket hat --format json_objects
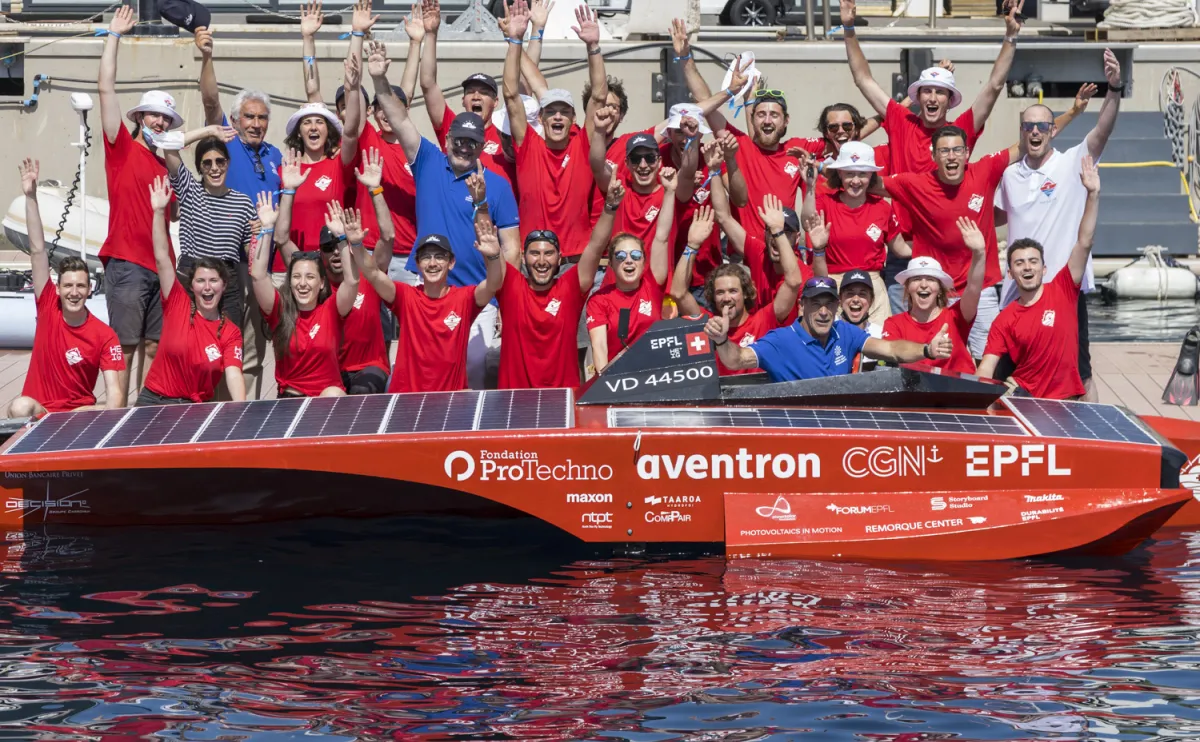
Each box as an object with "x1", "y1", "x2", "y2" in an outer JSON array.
[
  {"x1": 97, "y1": 5, "x2": 185, "y2": 403},
  {"x1": 801, "y1": 142, "x2": 902, "y2": 326},
  {"x1": 840, "y1": 0, "x2": 1026, "y2": 176},
  {"x1": 501, "y1": 1, "x2": 607, "y2": 260},
  {"x1": 881, "y1": 220, "x2": 989, "y2": 376}
]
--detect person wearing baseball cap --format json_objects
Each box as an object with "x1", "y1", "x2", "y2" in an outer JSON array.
[
  {"x1": 706, "y1": 270, "x2": 955, "y2": 382},
  {"x1": 501, "y1": 1, "x2": 609, "y2": 261},
  {"x1": 96, "y1": 5, "x2": 187, "y2": 403},
  {"x1": 840, "y1": 0, "x2": 1025, "y2": 175},
  {"x1": 880, "y1": 217, "x2": 988, "y2": 375}
]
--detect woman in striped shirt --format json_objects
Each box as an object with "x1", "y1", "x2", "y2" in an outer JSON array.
[{"x1": 165, "y1": 125, "x2": 258, "y2": 325}]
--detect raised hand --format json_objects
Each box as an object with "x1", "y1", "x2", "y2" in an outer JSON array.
[
  {"x1": 325, "y1": 201, "x2": 348, "y2": 236},
  {"x1": 572, "y1": 4, "x2": 600, "y2": 46},
  {"x1": 300, "y1": 0, "x2": 323, "y2": 37},
  {"x1": 1073, "y1": 82, "x2": 1098, "y2": 112},
  {"x1": 530, "y1": 0, "x2": 554, "y2": 29},
  {"x1": 466, "y1": 161, "x2": 487, "y2": 204},
  {"x1": 1103, "y1": 47, "x2": 1122, "y2": 88},
  {"x1": 593, "y1": 106, "x2": 615, "y2": 134},
  {"x1": 660, "y1": 166, "x2": 679, "y2": 193},
  {"x1": 194, "y1": 27, "x2": 213, "y2": 56},
  {"x1": 422, "y1": 0, "x2": 441, "y2": 33},
  {"x1": 352, "y1": 0, "x2": 380, "y2": 34},
  {"x1": 344, "y1": 52, "x2": 362, "y2": 90},
  {"x1": 1003, "y1": 0, "x2": 1025, "y2": 36},
  {"x1": 839, "y1": 0, "x2": 856, "y2": 28},
  {"x1": 717, "y1": 130, "x2": 740, "y2": 157},
  {"x1": 506, "y1": 0, "x2": 531, "y2": 41},
  {"x1": 367, "y1": 40, "x2": 389, "y2": 78},
  {"x1": 1080, "y1": 154, "x2": 1100, "y2": 194},
  {"x1": 956, "y1": 216, "x2": 985, "y2": 254},
  {"x1": 704, "y1": 310, "x2": 729, "y2": 345},
  {"x1": 281, "y1": 149, "x2": 311, "y2": 190},
  {"x1": 256, "y1": 191, "x2": 279, "y2": 228},
  {"x1": 19, "y1": 158, "x2": 38, "y2": 198},
  {"x1": 804, "y1": 210, "x2": 828, "y2": 250},
  {"x1": 356, "y1": 147, "x2": 383, "y2": 188},
  {"x1": 758, "y1": 194, "x2": 787, "y2": 234},
  {"x1": 404, "y1": 1, "x2": 425, "y2": 42},
  {"x1": 702, "y1": 140, "x2": 724, "y2": 171},
  {"x1": 937, "y1": 58, "x2": 955, "y2": 73},
  {"x1": 930, "y1": 324, "x2": 953, "y2": 359},
  {"x1": 727, "y1": 56, "x2": 750, "y2": 98},
  {"x1": 148, "y1": 175, "x2": 172, "y2": 211},
  {"x1": 343, "y1": 206, "x2": 367, "y2": 245},
  {"x1": 605, "y1": 177, "x2": 626, "y2": 210},
  {"x1": 669, "y1": 18, "x2": 690, "y2": 58},
  {"x1": 476, "y1": 217, "x2": 501, "y2": 259},
  {"x1": 688, "y1": 205, "x2": 715, "y2": 246}
]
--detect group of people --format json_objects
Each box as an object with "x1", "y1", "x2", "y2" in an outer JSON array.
[{"x1": 9, "y1": 0, "x2": 1127, "y2": 417}]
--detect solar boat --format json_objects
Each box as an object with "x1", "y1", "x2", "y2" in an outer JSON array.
[{"x1": 0, "y1": 319, "x2": 1194, "y2": 561}]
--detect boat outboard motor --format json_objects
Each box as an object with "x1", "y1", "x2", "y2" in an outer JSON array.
[{"x1": 578, "y1": 318, "x2": 720, "y2": 405}]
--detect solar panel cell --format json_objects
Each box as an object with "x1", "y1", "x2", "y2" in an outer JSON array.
[
  {"x1": 197, "y1": 399, "x2": 305, "y2": 443},
  {"x1": 1003, "y1": 398, "x2": 1158, "y2": 446},
  {"x1": 290, "y1": 395, "x2": 393, "y2": 439},
  {"x1": 5, "y1": 412, "x2": 79, "y2": 455},
  {"x1": 61, "y1": 409, "x2": 131, "y2": 450}
]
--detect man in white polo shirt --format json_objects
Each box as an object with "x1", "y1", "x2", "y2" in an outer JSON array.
[{"x1": 997, "y1": 49, "x2": 1124, "y2": 401}]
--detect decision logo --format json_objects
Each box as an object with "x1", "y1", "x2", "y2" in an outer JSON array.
[
  {"x1": 1181, "y1": 454, "x2": 1200, "y2": 492},
  {"x1": 444, "y1": 451, "x2": 476, "y2": 481}
]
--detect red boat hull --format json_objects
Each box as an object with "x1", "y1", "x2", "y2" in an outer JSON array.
[{"x1": 1141, "y1": 415, "x2": 1200, "y2": 526}]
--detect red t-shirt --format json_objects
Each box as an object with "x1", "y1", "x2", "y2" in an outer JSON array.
[
  {"x1": 727, "y1": 124, "x2": 820, "y2": 240},
  {"x1": 143, "y1": 286, "x2": 243, "y2": 402},
  {"x1": 101, "y1": 126, "x2": 175, "y2": 273},
  {"x1": 265, "y1": 293, "x2": 345, "y2": 396},
  {"x1": 515, "y1": 127, "x2": 595, "y2": 258},
  {"x1": 984, "y1": 270, "x2": 1085, "y2": 399},
  {"x1": 496, "y1": 265, "x2": 586, "y2": 389},
  {"x1": 881, "y1": 302, "x2": 976, "y2": 375},
  {"x1": 600, "y1": 180, "x2": 678, "y2": 289},
  {"x1": 331, "y1": 275, "x2": 387, "y2": 374},
  {"x1": 23, "y1": 287, "x2": 125, "y2": 412},
  {"x1": 882, "y1": 98, "x2": 983, "y2": 176},
  {"x1": 695, "y1": 303, "x2": 780, "y2": 375},
  {"x1": 390, "y1": 283, "x2": 482, "y2": 393},
  {"x1": 744, "y1": 233, "x2": 812, "y2": 312},
  {"x1": 674, "y1": 164, "x2": 723, "y2": 289},
  {"x1": 435, "y1": 103, "x2": 516, "y2": 191},
  {"x1": 589, "y1": 129, "x2": 653, "y2": 224},
  {"x1": 886, "y1": 151, "x2": 1009, "y2": 291},
  {"x1": 586, "y1": 273, "x2": 665, "y2": 358},
  {"x1": 357, "y1": 124, "x2": 417, "y2": 254},
  {"x1": 276, "y1": 156, "x2": 355, "y2": 272},
  {"x1": 810, "y1": 193, "x2": 898, "y2": 273}
]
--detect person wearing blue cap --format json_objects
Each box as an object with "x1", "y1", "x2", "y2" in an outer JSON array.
[{"x1": 706, "y1": 275, "x2": 954, "y2": 382}]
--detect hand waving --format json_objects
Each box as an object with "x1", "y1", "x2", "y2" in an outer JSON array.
[
  {"x1": 688, "y1": 205, "x2": 715, "y2": 247},
  {"x1": 356, "y1": 147, "x2": 384, "y2": 189},
  {"x1": 366, "y1": 40, "x2": 389, "y2": 78},
  {"x1": 281, "y1": 149, "x2": 311, "y2": 190},
  {"x1": 325, "y1": 201, "x2": 348, "y2": 236},
  {"x1": 530, "y1": 0, "x2": 554, "y2": 29},
  {"x1": 1080, "y1": 154, "x2": 1100, "y2": 194},
  {"x1": 148, "y1": 175, "x2": 172, "y2": 211},
  {"x1": 572, "y1": 4, "x2": 600, "y2": 46},
  {"x1": 404, "y1": 2, "x2": 425, "y2": 42},
  {"x1": 1103, "y1": 47, "x2": 1122, "y2": 89},
  {"x1": 956, "y1": 216, "x2": 985, "y2": 255},
  {"x1": 352, "y1": 0, "x2": 380, "y2": 34},
  {"x1": 18, "y1": 158, "x2": 38, "y2": 198},
  {"x1": 476, "y1": 217, "x2": 502, "y2": 259},
  {"x1": 343, "y1": 206, "x2": 367, "y2": 245},
  {"x1": 109, "y1": 4, "x2": 136, "y2": 36},
  {"x1": 669, "y1": 18, "x2": 690, "y2": 58},
  {"x1": 300, "y1": 0, "x2": 323, "y2": 37},
  {"x1": 256, "y1": 191, "x2": 278, "y2": 228}
]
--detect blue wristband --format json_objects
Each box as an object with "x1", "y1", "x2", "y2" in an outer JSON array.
[
  {"x1": 533, "y1": 29, "x2": 544, "y2": 40},
  {"x1": 336, "y1": 233, "x2": 348, "y2": 242},
  {"x1": 673, "y1": 53, "x2": 691, "y2": 62},
  {"x1": 303, "y1": 55, "x2": 316, "y2": 65},
  {"x1": 506, "y1": 37, "x2": 523, "y2": 45},
  {"x1": 338, "y1": 30, "x2": 366, "y2": 39},
  {"x1": 260, "y1": 228, "x2": 275, "y2": 235},
  {"x1": 277, "y1": 189, "x2": 296, "y2": 196},
  {"x1": 95, "y1": 29, "x2": 121, "y2": 38}
]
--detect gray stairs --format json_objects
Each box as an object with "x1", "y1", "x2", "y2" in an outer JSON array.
[{"x1": 1050, "y1": 111, "x2": 1196, "y2": 257}]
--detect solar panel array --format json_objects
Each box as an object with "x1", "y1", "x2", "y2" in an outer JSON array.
[
  {"x1": 1003, "y1": 397, "x2": 1159, "y2": 447},
  {"x1": 5, "y1": 389, "x2": 574, "y2": 456},
  {"x1": 607, "y1": 407, "x2": 1030, "y2": 437}
]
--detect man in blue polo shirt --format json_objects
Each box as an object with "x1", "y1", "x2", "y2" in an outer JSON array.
[
  {"x1": 369, "y1": 40, "x2": 519, "y2": 389},
  {"x1": 707, "y1": 276, "x2": 953, "y2": 381}
]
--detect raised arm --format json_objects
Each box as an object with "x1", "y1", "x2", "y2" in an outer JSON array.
[
  {"x1": 1068, "y1": 155, "x2": 1101, "y2": 285},
  {"x1": 695, "y1": 60, "x2": 750, "y2": 136},
  {"x1": 502, "y1": 0, "x2": 532, "y2": 147},
  {"x1": 20, "y1": 159, "x2": 49, "y2": 300},
  {"x1": 864, "y1": 328, "x2": 952, "y2": 365},
  {"x1": 840, "y1": 0, "x2": 890, "y2": 117},
  {"x1": 650, "y1": 168, "x2": 678, "y2": 287},
  {"x1": 168, "y1": 125, "x2": 236, "y2": 177},
  {"x1": 1086, "y1": 49, "x2": 1124, "y2": 158},
  {"x1": 800, "y1": 157, "x2": 818, "y2": 222},
  {"x1": 355, "y1": 148, "x2": 395, "y2": 272},
  {"x1": 972, "y1": 0, "x2": 1024, "y2": 132},
  {"x1": 718, "y1": 129, "x2": 749, "y2": 208},
  {"x1": 149, "y1": 176, "x2": 177, "y2": 300},
  {"x1": 400, "y1": 1, "x2": 425, "y2": 102},
  {"x1": 325, "y1": 202, "x2": 362, "y2": 317},
  {"x1": 705, "y1": 140, "x2": 746, "y2": 252},
  {"x1": 251, "y1": 192, "x2": 283, "y2": 313},
  {"x1": 473, "y1": 214, "x2": 506, "y2": 308},
  {"x1": 670, "y1": 19, "x2": 714, "y2": 111},
  {"x1": 195, "y1": 28, "x2": 224, "y2": 126},
  {"x1": 589, "y1": 107, "x2": 616, "y2": 194},
  {"x1": 579, "y1": 178, "x2": 625, "y2": 293},
  {"x1": 300, "y1": 0, "x2": 324, "y2": 103},
  {"x1": 275, "y1": 149, "x2": 309, "y2": 265},
  {"x1": 99, "y1": 6, "x2": 137, "y2": 144},
  {"x1": 526, "y1": 0, "x2": 552, "y2": 69},
  {"x1": 419, "y1": 0, "x2": 447, "y2": 132},
  {"x1": 805, "y1": 209, "x2": 830, "y2": 278},
  {"x1": 574, "y1": 5, "x2": 607, "y2": 139},
  {"x1": 670, "y1": 206, "x2": 715, "y2": 317},
  {"x1": 763, "y1": 195, "x2": 803, "y2": 322},
  {"x1": 954, "y1": 216, "x2": 987, "y2": 323},
  {"x1": 368, "y1": 41, "x2": 422, "y2": 162},
  {"x1": 340, "y1": 54, "x2": 364, "y2": 165}
]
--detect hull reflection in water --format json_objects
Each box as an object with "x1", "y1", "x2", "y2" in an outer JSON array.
[{"x1": 1, "y1": 519, "x2": 1199, "y2": 740}]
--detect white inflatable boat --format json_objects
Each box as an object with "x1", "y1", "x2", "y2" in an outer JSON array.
[{"x1": 1102, "y1": 245, "x2": 1200, "y2": 300}]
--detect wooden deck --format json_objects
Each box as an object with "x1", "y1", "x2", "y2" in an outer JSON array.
[{"x1": 0, "y1": 343, "x2": 1195, "y2": 420}]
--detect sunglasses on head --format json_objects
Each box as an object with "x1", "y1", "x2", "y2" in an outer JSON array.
[
  {"x1": 824, "y1": 122, "x2": 856, "y2": 133},
  {"x1": 613, "y1": 249, "x2": 644, "y2": 263},
  {"x1": 1021, "y1": 121, "x2": 1053, "y2": 133},
  {"x1": 628, "y1": 151, "x2": 659, "y2": 166},
  {"x1": 525, "y1": 230, "x2": 560, "y2": 249},
  {"x1": 755, "y1": 89, "x2": 785, "y2": 99},
  {"x1": 292, "y1": 250, "x2": 322, "y2": 262}
]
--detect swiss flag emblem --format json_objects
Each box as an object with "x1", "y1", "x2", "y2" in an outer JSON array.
[{"x1": 686, "y1": 332, "x2": 710, "y2": 355}]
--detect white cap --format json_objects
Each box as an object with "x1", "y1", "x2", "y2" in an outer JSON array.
[
  {"x1": 666, "y1": 103, "x2": 712, "y2": 135},
  {"x1": 492, "y1": 94, "x2": 543, "y2": 137},
  {"x1": 286, "y1": 102, "x2": 344, "y2": 137},
  {"x1": 720, "y1": 51, "x2": 761, "y2": 101},
  {"x1": 126, "y1": 90, "x2": 184, "y2": 131},
  {"x1": 825, "y1": 141, "x2": 882, "y2": 172},
  {"x1": 896, "y1": 256, "x2": 955, "y2": 290},
  {"x1": 907, "y1": 67, "x2": 963, "y2": 109},
  {"x1": 539, "y1": 88, "x2": 576, "y2": 111}
]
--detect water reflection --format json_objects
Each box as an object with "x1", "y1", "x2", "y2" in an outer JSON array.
[
  {"x1": 1088, "y1": 295, "x2": 1200, "y2": 343},
  {"x1": 0, "y1": 520, "x2": 1198, "y2": 740}
]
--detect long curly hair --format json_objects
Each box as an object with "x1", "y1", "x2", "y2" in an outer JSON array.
[
  {"x1": 272, "y1": 253, "x2": 331, "y2": 359},
  {"x1": 704, "y1": 264, "x2": 757, "y2": 313},
  {"x1": 181, "y1": 257, "x2": 232, "y2": 339},
  {"x1": 284, "y1": 115, "x2": 341, "y2": 160}
]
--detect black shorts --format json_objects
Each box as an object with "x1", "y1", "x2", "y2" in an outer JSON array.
[
  {"x1": 177, "y1": 254, "x2": 245, "y2": 327},
  {"x1": 341, "y1": 366, "x2": 389, "y2": 395},
  {"x1": 1077, "y1": 293, "x2": 1092, "y2": 382},
  {"x1": 136, "y1": 386, "x2": 193, "y2": 407},
  {"x1": 104, "y1": 258, "x2": 164, "y2": 346}
]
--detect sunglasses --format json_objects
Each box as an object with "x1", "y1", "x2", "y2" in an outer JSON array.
[
  {"x1": 1021, "y1": 121, "x2": 1053, "y2": 133},
  {"x1": 452, "y1": 137, "x2": 483, "y2": 150},
  {"x1": 755, "y1": 89, "x2": 785, "y2": 99},
  {"x1": 200, "y1": 157, "x2": 228, "y2": 170},
  {"x1": 251, "y1": 151, "x2": 265, "y2": 176},
  {"x1": 627, "y1": 152, "x2": 659, "y2": 166},
  {"x1": 525, "y1": 230, "x2": 560, "y2": 248},
  {"x1": 825, "y1": 122, "x2": 856, "y2": 133},
  {"x1": 613, "y1": 249, "x2": 644, "y2": 263},
  {"x1": 319, "y1": 242, "x2": 338, "y2": 253}
]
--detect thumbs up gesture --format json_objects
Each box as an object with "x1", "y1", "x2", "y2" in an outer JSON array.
[{"x1": 928, "y1": 324, "x2": 953, "y2": 360}]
